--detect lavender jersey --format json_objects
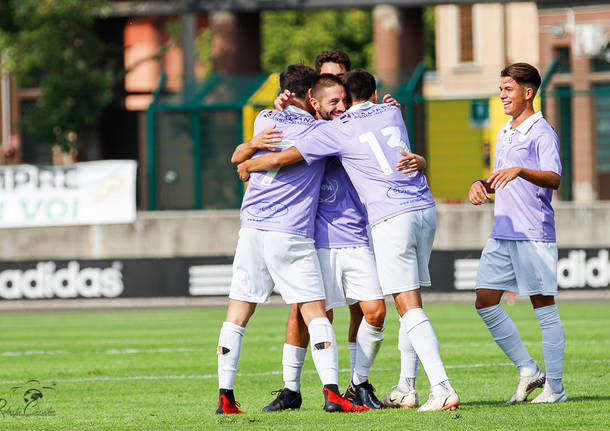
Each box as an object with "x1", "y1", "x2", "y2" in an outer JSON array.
[
  {"x1": 491, "y1": 112, "x2": 561, "y2": 242},
  {"x1": 240, "y1": 106, "x2": 326, "y2": 238},
  {"x1": 295, "y1": 102, "x2": 435, "y2": 227},
  {"x1": 315, "y1": 158, "x2": 369, "y2": 248}
]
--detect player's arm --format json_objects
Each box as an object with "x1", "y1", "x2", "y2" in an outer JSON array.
[
  {"x1": 487, "y1": 167, "x2": 560, "y2": 191},
  {"x1": 469, "y1": 168, "x2": 560, "y2": 205},
  {"x1": 230, "y1": 125, "x2": 283, "y2": 164},
  {"x1": 237, "y1": 147, "x2": 304, "y2": 181},
  {"x1": 396, "y1": 150, "x2": 426, "y2": 174}
]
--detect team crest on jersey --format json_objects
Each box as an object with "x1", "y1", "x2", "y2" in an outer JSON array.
[
  {"x1": 339, "y1": 113, "x2": 352, "y2": 123},
  {"x1": 262, "y1": 110, "x2": 273, "y2": 118}
]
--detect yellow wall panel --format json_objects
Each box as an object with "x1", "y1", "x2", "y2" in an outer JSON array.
[{"x1": 427, "y1": 100, "x2": 485, "y2": 201}]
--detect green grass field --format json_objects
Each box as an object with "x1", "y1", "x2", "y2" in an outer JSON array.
[{"x1": 0, "y1": 301, "x2": 608, "y2": 430}]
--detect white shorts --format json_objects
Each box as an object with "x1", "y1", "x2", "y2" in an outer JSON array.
[
  {"x1": 476, "y1": 238, "x2": 558, "y2": 296},
  {"x1": 370, "y1": 206, "x2": 436, "y2": 295},
  {"x1": 317, "y1": 246, "x2": 385, "y2": 311},
  {"x1": 230, "y1": 228, "x2": 326, "y2": 304}
]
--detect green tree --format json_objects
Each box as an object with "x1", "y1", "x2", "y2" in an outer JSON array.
[
  {"x1": 0, "y1": 0, "x2": 113, "y2": 152},
  {"x1": 261, "y1": 9, "x2": 374, "y2": 73}
]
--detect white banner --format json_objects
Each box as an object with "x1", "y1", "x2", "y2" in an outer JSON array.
[{"x1": 0, "y1": 160, "x2": 137, "y2": 228}]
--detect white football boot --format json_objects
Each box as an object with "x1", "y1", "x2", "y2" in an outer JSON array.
[
  {"x1": 507, "y1": 368, "x2": 546, "y2": 404},
  {"x1": 531, "y1": 385, "x2": 567, "y2": 404},
  {"x1": 380, "y1": 386, "x2": 419, "y2": 409},
  {"x1": 417, "y1": 390, "x2": 460, "y2": 412}
]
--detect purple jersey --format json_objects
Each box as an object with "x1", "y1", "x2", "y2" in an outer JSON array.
[
  {"x1": 491, "y1": 112, "x2": 561, "y2": 242},
  {"x1": 295, "y1": 102, "x2": 435, "y2": 227},
  {"x1": 240, "y1": 106, "x2": 326, "y2": 238},
  {"x1": 315, "y1": 158, "x2": 369, "y2": 248}
]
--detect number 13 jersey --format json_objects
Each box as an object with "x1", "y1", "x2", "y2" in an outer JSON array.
[{"x1": 295, "y1": 101, "x2": 434, "y2": 227}]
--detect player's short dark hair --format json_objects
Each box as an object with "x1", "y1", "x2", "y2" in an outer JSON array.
[
  {"x1": 314, "y1": 50, "x2": 351, "y2": 73},
  {"x1": 279, "y1": 64, "x2": 317, "y2": 100},
  {"x1": 311, "y1": 73, "x2": 346, "y2": 99},
  {"x1": 501, "y1": 63, "x2": 542, "y2": 95},
  {"x1": 343, "y1": 69, "x2": 376, "y2": 102}
]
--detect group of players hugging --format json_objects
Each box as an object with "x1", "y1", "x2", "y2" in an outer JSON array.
[{"x1": 215, "y1": 50, "x2": 566, "y2": 415}]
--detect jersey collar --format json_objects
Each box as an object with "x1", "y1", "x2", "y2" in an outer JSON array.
[
  {"x1": 503, "y1": 111, "x2": 543, "y2": 135},
  {"x1": 347, "y1": 101, "x2": 376, "y2": 112},
  {"x1": 285, "y1": 105, "x2": 314, "y2": 118}
]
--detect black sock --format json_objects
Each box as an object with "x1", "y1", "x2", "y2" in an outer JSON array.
[
  {"x1": 219, "y1": 388, "x2": 235, "y2": 403},
  {"x1": 324, "y1": 384, "x2": 340, "y2": 394}
]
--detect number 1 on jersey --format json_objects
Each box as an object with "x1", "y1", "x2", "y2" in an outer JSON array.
[{"x1": 360, "y1": 127, "x2": 408, "y2": 175}]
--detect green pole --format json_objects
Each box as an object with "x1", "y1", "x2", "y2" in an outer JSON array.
[
  {"x1": 403, "y1": 62, "x2": 426, "y2": 149},
  {"x1": 192, "y1": 109, "x2": 203, "y2": 209},
  {"x1": 146, "y1": 73, "x2": 166, "y2": 211},
  {"x1": 540, "y1": 57, "x2": 559, "y2": 116},
  {"x1": 236, "y1": 109, "x2": 245, "y2": 205}
]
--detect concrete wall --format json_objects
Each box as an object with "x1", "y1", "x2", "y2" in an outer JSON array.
[{"x1": 1, "y1": 203, "x2": 608, "y2": 261}]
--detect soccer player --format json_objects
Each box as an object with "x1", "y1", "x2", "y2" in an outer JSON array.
[
  {"x1": 260, "y1": 74, "x2": 388, "y2": 411},
  {"x1": 216, "y1": 64, "x2": 367, "y2": 414},
  {"x1": 468, "y1": 63, "x2": 566, "y2": 404},
  {"x1": 237, "y1": 69, "x2": 460, "y2": 412}
]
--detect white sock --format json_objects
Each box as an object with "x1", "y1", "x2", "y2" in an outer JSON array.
[
  {"x1": 398, "y1": 317, "x2": 419, "y2": 392},
  {"x1": 431, "y1": 379, "x2": 454, "y2": 396},
  {"x1": 534, "y1": 304, "x2": 565, "y2": 392},
  {"x1": 401, "y1": 308, "x2": 449, "y2": 387},
  {"x1": 477, "y1": 305, "x2": 537, "y2": 376},
  {"x1": 283, "y1": 343, "x2": 306, "y2": 392},
  {"x1": 308, "y1": 317, "x2": 339, "y2": 386},
  {"x1": 217, "y1": 321, "x2": 246, "y2": 389},
  {"x1": 348, "y1": 342, "x2": 357, "y2": 380},
  {"x1": 352, "y1": 319, "x2": 384, "y2": 385}
]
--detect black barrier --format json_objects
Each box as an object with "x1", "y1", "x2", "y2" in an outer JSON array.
[{"x1": 0, "y1": 248, "x2": 608, "y2": 300}]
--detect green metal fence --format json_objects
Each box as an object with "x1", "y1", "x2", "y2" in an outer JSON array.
[
  {"x1": 144, "y1": 61, "x2": 610, "y2": 209},
  {"x1": 146, "y1": 73, "x2": 268, "y2": 210}
]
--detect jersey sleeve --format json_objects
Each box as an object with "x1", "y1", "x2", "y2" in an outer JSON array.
[
  {"x1": 252, "y1": 110, "x2": 275, "y2": 137},
  {"x1": 536, "y1": 130, "x2": 562, "y2": 176},
  {"x1": 294, "y1": 121, "x2": 343, "y2": 165}
]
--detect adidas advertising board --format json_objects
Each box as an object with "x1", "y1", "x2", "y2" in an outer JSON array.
[{"x1": 0, "y1": 249, "x2": 607, "y2": 300}]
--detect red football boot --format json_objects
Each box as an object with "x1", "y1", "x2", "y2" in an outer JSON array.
[
  {"x1": 216, "y1": 390, "x2": 244, "y2": 414},
  {"x1": 323, "y1": 385, "x2": 369, "y2": 412}
]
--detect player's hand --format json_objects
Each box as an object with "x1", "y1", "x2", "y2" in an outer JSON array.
[
  {"x1": 396, "y1": 150, "x2": 425, "y2": 174},
  {"x1": 250, "y1": 125, "x2": 282, "y2": 150},
  {"x1": 382, "y1": 93, "x2": 400, "y2": 108},
  {"x1": 487, "y1": 167, "x2": 521, "y2": 190},
  {"x1": 237, "y1": 161, "x2": 251, "y2": 182},
  {"x1": 274, "y1": 89, "x2": 295, "y2": 111},
  {"x1": 469, "y1": 180, "x2": 490, "y2": 205}
]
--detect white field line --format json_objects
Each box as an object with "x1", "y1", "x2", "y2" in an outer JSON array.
[
  {"x1": 0, "y1": 350, "x2": 68, "y2": 356},
  {"x1": 2, "y1": 339, "x2": 607, "y2": 357},
  {"x1": 0, "y1": 359, "x2": 607, "y2": 386}
]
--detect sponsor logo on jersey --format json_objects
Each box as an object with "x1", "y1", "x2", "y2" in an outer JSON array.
[
  {"x1": 386, "y1": 184, "x2": 422, "y2": 200},
  {"x1": 319, "y1": 178, "x2": 339, "y2": 203},
  {"x1": 246, "y1": 201, "x2": 289, "y2": 219},
  {"x1": 339, "y1": 113, "x2": 352, "y2": 123}
]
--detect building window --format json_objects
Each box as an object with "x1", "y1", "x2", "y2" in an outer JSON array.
[
  {"x1": 591, "y1": 45, "x2": 610, "y2": 72},
  {"x1": 458, "y1": 5, "x2": 474, "y2": 63},
  {"x1": 554, "y1": 47, "x2": 571, "y2": 73}
]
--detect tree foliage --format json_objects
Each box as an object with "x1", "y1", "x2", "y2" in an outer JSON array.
[
  {"x1": 261, "y1": 9, "x2": 374, "y2": 73},
  {"x1": 0, "y1": 0, "x2": 113, "y2": 151}
]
